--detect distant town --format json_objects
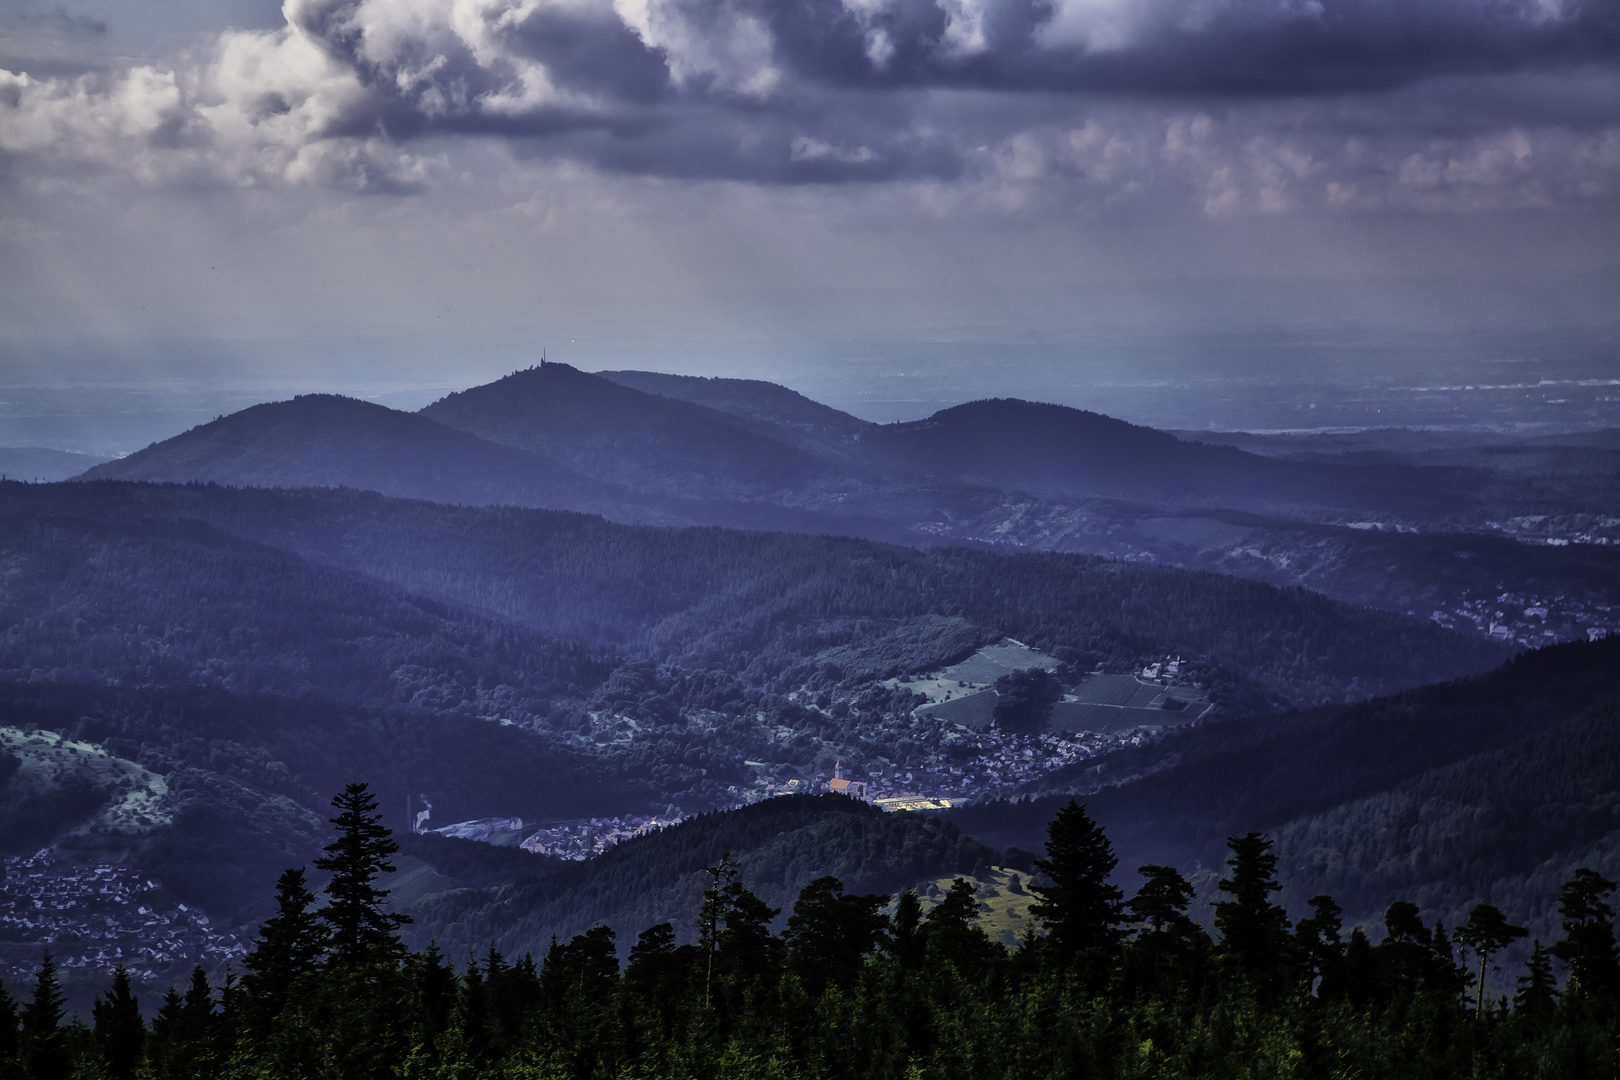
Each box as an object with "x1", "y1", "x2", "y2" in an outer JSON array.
[
  {"x1": 1427, "y1": 590, "x2": 1616, "y2": 648},
  {"x1": 0, "y1": 849, "x2": 244, "y2": 984}
]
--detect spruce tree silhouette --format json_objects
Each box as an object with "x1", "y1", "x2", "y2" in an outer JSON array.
[
  {"x1": 1551, "y1": 868, "x2": 1620, "y2": 1000},
  {"x1": 1029, "y1": 800, "x2": 1124, "y2": 977},
  {"x1": 315, "y1": 782, "x2": 411, "y2": 964},
  {"x1": 243, "y1": 867, "x2": 329, "y2": 1016},
  {"x1": 1214, "y1": 832, "x2": 1292, "y2": 1002},
  {"x1": 20, "y1": 953, "x2": 68, "y2": 1080},
  {"x1": 91, "y1": 966, "x2": 145, "y2": 1080}
]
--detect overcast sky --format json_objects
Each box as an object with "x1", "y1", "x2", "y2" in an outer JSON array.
[{"x1": 1, "y1": 0, "x2": 1617, "y2": 433}]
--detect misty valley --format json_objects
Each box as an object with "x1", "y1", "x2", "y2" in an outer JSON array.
[{"x1": 2, "y1": 366, "x2": 1619, "y2": 1078}]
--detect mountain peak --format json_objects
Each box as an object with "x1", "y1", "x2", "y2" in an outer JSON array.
[{"x1": 421, "y1": 364, "x2": 827, "y2": 499}]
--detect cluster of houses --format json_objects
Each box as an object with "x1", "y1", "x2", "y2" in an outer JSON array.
[
  {"x1": 517, "y1": 814, "x2": 680, "y2": 859},
  {"x1": 0, "y1": 849, "x2": 243, "y2": 983},
  {"x1": 779, "y1": 728, "x2": 1143, "y2": 813},
  {"x1": 1431, "y1": 592, "x2": 1616, "y2": 647},
  {"x1": 1140, "y1": 656, "x2": 1183, "y2": 679}
]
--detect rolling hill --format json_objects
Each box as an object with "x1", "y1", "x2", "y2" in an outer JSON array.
[
  {"x1": 420, "y1": 364, "x2": 839, "y2": 500},
  {"x1": 860, "y1": 397, "x2": 1486, "y2": 516},
  {"x1": 397, "y1": 793, "x2": 992, "y2": 958},
  {"x1": 78, "y1": 394, "x2": 647, "y2": 518},
  {"x1": 595, "y1": 369, "x2": 875, "y2": 454},
  {"x1": 59, "y1": 367, "x2": 1618, "y2": 644},
  {"x1": 0, "y1": 475, "x2": 1508, "y2": 934}
]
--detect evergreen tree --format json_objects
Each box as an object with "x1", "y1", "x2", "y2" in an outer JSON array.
[
  {"x1": 886, "y1": 889, "x2": 925, "y2": 970},
  {"x1": 1454, "y1": 903, "x2": 1527, "y2": 1016},
  {"x1": 783, "y1": 875, "x2": 890, "y2": 994},
  {"x1": 1029, "y1": 800, "x2": 1124, "y2": 974},
  {"x1": 0, "y1": 977, "x2": 20, "y2": 1074},
  {"x1": 91, "y1": 966, "x2": 145, "y2": 1080},
  {"x1": 1340, "y1": 926, "x2": 1380, "y2": 1005},
  {"x1": 145, "y1": 968, "x2": 221, "y2": 1080},
  {"x1": 1550, "y1": 867, "x2": 1620, "y2": 1000},
  {"x1": 1378, "y1": 901, "x2": 1464, "y2": 1000},
  {"x1": 1125, "y1": 864, "x2": 1208, "y2": 995},
  {"x1": 697, "y1": 851, "x2": 738, "y2": 1003},
  {"x1": 1128, "y1": 865, "x2": 1196, "y2": 935},
  {"x1": 716, "y1": 885, "x2": 783, "y2": 985},
  {"x1": 922, "y1": 878, "x2": 1003, "y2": 976},
  {"x1": 242, "y1": 867, "x2": 329, "y2": 1022},
  {"x1": 1516, "y1": 939, "x2": 1558, "y2": 1018},
  {"x1": 695, "y1": 852, "x2": 782, "y2": 999},
  {"x1": 1213, "y1": 832, "x2": 1292, "y2": 1001},
  {"x1": 19, "y1": 953, "x2": 68, "y2": 1080},
  {"x1": 315, "y1": 782, "x2": 411, "y2": 964},
  {"x1": 1294, "y1": 894, "x2": 1345, "y2": 999},
  {"x1": 540, "y1": 928, "x2": 618, "y2": 1011},
  {"x1": 403, "y1": 941, "x2": 460, "y2": 1049}
]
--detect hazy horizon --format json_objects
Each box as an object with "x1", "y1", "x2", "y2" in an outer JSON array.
[{"x1": 3, "y1": 0, "x2": 1617, "y2": 453}]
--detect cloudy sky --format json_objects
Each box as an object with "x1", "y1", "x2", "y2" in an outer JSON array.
[{"x1": 1, "y1": 0, "x2": 1617, "y2": 436}]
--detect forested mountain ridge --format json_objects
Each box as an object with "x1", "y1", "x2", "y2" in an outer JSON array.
[
  {"x1": 64, "y1": 364, "x2": 1617, "y2": 649},
  {"x1": 419, "y1": 364, "x2": 846, "y2": 501},
  {"x1": 862, "y1": 397, "x2": 1508, "y2": 517},
  {"x1": 0, "y1": 475, "x2": 1507, "y2": 964},
  {"x1": 595, "y1": 369, "x2": 875, "y2": 453},
  {"x1": 78, "y1": 394, "x2": 657, "y2": 522},
  {"x1": 1, "y1": 480, "x2": 1503, "y2": 707}
]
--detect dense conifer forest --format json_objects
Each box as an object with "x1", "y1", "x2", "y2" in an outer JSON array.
[{"x1": 6, "y1": 786, "x2": 1620, "y2": 1079}]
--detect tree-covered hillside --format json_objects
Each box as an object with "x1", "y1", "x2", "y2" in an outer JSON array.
[
  {"x1": 79, "y1": 395, "x2": 641, "y2": 517},
  {"x1": 400, "y1": 794, "x2": 991, "y2": 959},
  {"x1": 9, "y1": 481, "x2": 1502, "y2": 706},
  {"x1": 952, "y1": 636, "x2": 1620, "y2": 943},
  {"x1": 420, "y1": 364, "x2": 840, "y2": 500},
  {"x1": 61, "y1": 365, "x2": 1619, "y2": 639}
]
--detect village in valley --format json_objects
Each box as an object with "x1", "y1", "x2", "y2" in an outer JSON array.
[
  {"x1": 0, "y1": 645, "x2": 1212, "y2": 983},
  {"x1": 1427, "y1": 590, "x2": 1617, "y2": 648},
  {"x1": 424, "y1": 646, "x2": 1212, "y2": 860},
  {"x1": 0, "y1": 849, "x2": 244, "y2": 985}
]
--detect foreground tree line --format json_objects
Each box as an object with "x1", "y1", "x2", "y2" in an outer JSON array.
[{"x1": 4, "y1": 786, "x2": 1620, "y2": 1079}]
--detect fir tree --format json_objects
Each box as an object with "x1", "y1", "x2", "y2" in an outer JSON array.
[
  {"x1": 922, "y1": 878, "x2": 1002, "y2": 976},
  {"x1": 1213, "y1": 832, "x2": 1292, "y2": 1001},
  {"x1": 1029, "y1": 800, "x2": 1124, "y2": 974},
  {"x1": 1294, "y1": 894, "x2": 1346, "y2": 999},
  {"x1": 1515, "y1": 939, "x2": 1558, "y2": 1018},
  {"x1": 243, "y1": 866, "x2": 329, "y2": 1019},
  {"x1": 1126, "y1": 865, "x2": 1207, "y2": 996},
  {"x1": 886, "y1": 889, "x2": 925, "y2": 970},
  {"x1": 1550, "y1": 867, "x2": 1620, "y2": 1000},
  {"x1": 315, "y1": 782, "x2": 411, "y2": 964},
  {"x1": 783, "y1": 875, "x2": 890, "y2": 993},
  {"x1": 20, "y1": 953, "x2": 69, "y2": 1080},
  {"x1": 91, "y1": 966, "x2": 145, "y2": 1080},
  {"x1": 0, "y1": 977, "x2": 19, "y2": 1074},
  {"x1": 697, "y1": 851, "x2": 738, "y2": 1003}
]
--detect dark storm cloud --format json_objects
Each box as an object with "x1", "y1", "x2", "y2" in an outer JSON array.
[
  {"x1": 221, "y1": 0, "x2": 1610, "y2": 183},
  {"x1": 3, "y1": 0, "x2": 1618, "y2": 190}
]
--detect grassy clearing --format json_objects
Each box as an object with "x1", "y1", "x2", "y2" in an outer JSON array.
[
  {"x1": 0, "y1": 727, "x2": 170, "y2": 846},
  {"x1": 920, "y1": 866, "x2": 1039, "y2": 950},
  {"x1": 888, "y1": 640, "x2": 1061, "y2": 726}
]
